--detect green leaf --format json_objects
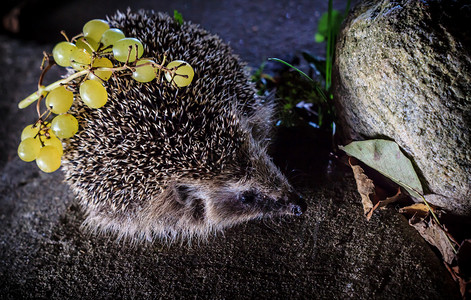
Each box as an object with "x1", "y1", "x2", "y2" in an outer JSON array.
[
  {"x1": 315, "y1": 9, "x2": 343, "y2": 43},
  {"x1": 268, "y1": 58, "x2": 312, "y2": 82},
  {"x1": 315, "y1": 33, "x2": 325, "y2": 43},
  {"x1": 340, "y1": 139, "x2": 423, "y2": 198},
  {"x1": 174, "y1": 10, "x2": 183, "y2": 26}
]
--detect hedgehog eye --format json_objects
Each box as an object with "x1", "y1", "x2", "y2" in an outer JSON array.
[{"x1": 239, "y1": 190, "x2": 258, "y2": 204}]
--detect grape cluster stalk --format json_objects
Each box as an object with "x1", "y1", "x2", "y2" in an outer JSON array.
[{"x1": 17, "y1": 19, "x2": 195, "y2": 173}]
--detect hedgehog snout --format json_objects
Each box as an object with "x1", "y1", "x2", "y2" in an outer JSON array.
[
  {"x1": 284, "y1": 192, "x2": 307, "y2": 216},
  {"x1": 236, "y1": 189, "x2": 306, "y2": 216}
]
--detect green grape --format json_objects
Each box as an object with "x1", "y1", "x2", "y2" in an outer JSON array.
[
  {"x1": 70, "y1": 48, "x2": 91, "y2": 71},
  {"x1": 112, "y1": 38, "x2": 144, "y2": 63},
  {"x1": 79, "y1": 80, "x2": 108, "y2": 108},
  {"x1": 21, "y1": 124, "x2": 55, "y2": 140},
  {"x1": 18, "y1": 137, "x2": 41, "y2": 162},
  {"x1": 165, "y1": 60, "x2": 195, "y2": 87},
  {"x1": 100, "y1": 28, "x2": 125, "y2": 49},
  {"x1": 51, "y1": 114, "x2": 78, "y2": 139},
  {"x1": 89, "y1": 57, "x2": 113, "y2": 82},
  {"x1": 21, "y1": 124, "x2": 39, "y2": 140},
  {"x1": 52, "y1": 42, "x2": 77, "y2": 67},
  {"x1": 132, "y1": 59, "x2": 156, "y2": 82},
  {"x1": 76, "y1": 36, "x2": 99, "y2": 54},
  {"x1": 36, "y1": 146, "x2": 61, "y2": 173},
  {"x1": 83, "y1": 19, "x2": 109, "y2": 43},
  {"x1": 45, "y1": 86, "x2": 74, "y2": 114},
  {"x1": 43, "y1": 136, "x2": 63, "y2": 156}
]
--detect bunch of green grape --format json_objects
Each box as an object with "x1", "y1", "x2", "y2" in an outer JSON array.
[{"x1": 18, "y1": 19, "x2": 195, "y2": 173}]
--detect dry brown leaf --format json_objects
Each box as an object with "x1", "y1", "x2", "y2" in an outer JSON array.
[
  {"x1": 399, "y1": 203, "x2": 432, "y2": 218},
  {"x1": 378, "y1": 187, "x2": 403, "y2": 208},
  {"x1": 444, "y1": 263, "x2": 459, "y2": 281},
  {"x1": 459, "y1": 279, "x2": 470, "y2": 299},
  {"x1": 445, "y1": 261, "x2": 470, "y2": 299},
  {"x1": 349, "y1": 159, "x2": 404, "y2": 220},
  {"x1": 409, "y1": 215, "x2": 457, "y2": 264},
  {"x1": 365, "y1": 201, "x2": 380, "y2": 220},
  {"x1": 350, "y1": 163, "x2": 375, "y2": 219}
]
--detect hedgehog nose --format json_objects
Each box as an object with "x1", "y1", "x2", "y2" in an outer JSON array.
[{"x1": 288, "y1": 192, "x2": 307, "y2": 216}]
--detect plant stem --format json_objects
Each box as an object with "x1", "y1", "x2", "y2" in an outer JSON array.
[
  {"x1": 268, "y1": 58, "x2": 312, "y2": 82},
  {"x1": 345, "y1": 0, "x2": 351, "y2": 17},
  {"x1": 325, "y1": 0, "x2": 333, "y2": 91}
]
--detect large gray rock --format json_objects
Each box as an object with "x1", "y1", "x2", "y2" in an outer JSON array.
[{"x1": 333, "y1": 0, "x2": 471, "y2": 215}]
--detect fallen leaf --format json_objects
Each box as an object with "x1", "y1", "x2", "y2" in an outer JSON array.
[
  {"x1": 340, "y1": 139, "x2": 423, "y2": 199},
  {"x1": 350, "y1": 163, "x2": 375, "y2": 219},
  {"x1": 349, "y1": 159, "x2": 404, "y2": 220},
  {"x1": 447, "y1": 240, "x2": 471, "y2": 298},
  {"x1": 365, "y1": 202, "x2": 381, "y2": 221},
  {"x1": 409, "y1": 216, "x2": 457, "y2": 264},
  {"x1": 444, "y1": 263, "x2": 459, "y2": 281},
  {"x1": 444, "y1": 262, "x2": 470, "y2": 299},
  {"x1": 399, "y1": 203, "x2": 432, "y2": 218},
  {"x1": 378, "y1": 187, "x2": 403, "y2": 208}
]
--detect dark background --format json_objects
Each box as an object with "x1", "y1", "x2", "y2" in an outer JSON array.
[{"x1": 0, "y1": 0, "x2": 340, "y2": 67}]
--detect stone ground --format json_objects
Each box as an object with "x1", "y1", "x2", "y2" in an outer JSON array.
[{"x1": 0, "y1": 0, "x2": 461, "y2": 299}]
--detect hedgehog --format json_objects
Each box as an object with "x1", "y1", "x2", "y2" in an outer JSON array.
[{"x1": 62, "y1": 9, "x2": 307, "y2": 243}]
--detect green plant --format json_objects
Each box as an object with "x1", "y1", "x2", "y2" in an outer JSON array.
[
  {"x1": 261, "y1": 0, "x2": 350, "y2": 130},
  {"x1": 174, "y1": 10, "x2": 184, "y2": 26}
]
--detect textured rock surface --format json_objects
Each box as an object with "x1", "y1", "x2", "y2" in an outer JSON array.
[{"x1": 333, "y1": 0, "x2": 471, "y2": 215}]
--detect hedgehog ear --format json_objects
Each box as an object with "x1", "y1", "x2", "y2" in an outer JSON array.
[{"x1": 246, "y1": 93, "x2": 275, "y2": 144}]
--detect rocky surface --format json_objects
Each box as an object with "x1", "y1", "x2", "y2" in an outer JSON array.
[
  {"x1": 333, "y1": 0, "x2": 471, "y2": 215},
  {"x1": 0, "y1": 1, "x2": 461, "y2": 298}
]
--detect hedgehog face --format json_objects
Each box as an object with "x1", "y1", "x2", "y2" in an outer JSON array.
[
  {"x1": 209, "y1": 186, "x2": 307, "y2": 222},
  {"x1": 172, "y1": 179, "x2": 307, "y2": 228},
  {"x1": 140, "y1": 135, "x2": 308, "y2": 240}
]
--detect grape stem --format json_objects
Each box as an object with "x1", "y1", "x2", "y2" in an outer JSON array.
[
  {"x1": 19, "y1": 53, "x2": 187, "y2": 110},
  {"x1": 60, "y1": 30, "x2": 70, "y2": 42},
  {"x1": 156, "y1": 55, "x2": 167, "y2": 82},
  {"x1": 70, "y1": 33, "x2": 84, "y2": 43},
  {"x1": 37, "y1": 53, "x2": 56, "y2": 116},
  {"x1": 19, "y1": 69, "x2": 89, "y2": 109}
]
